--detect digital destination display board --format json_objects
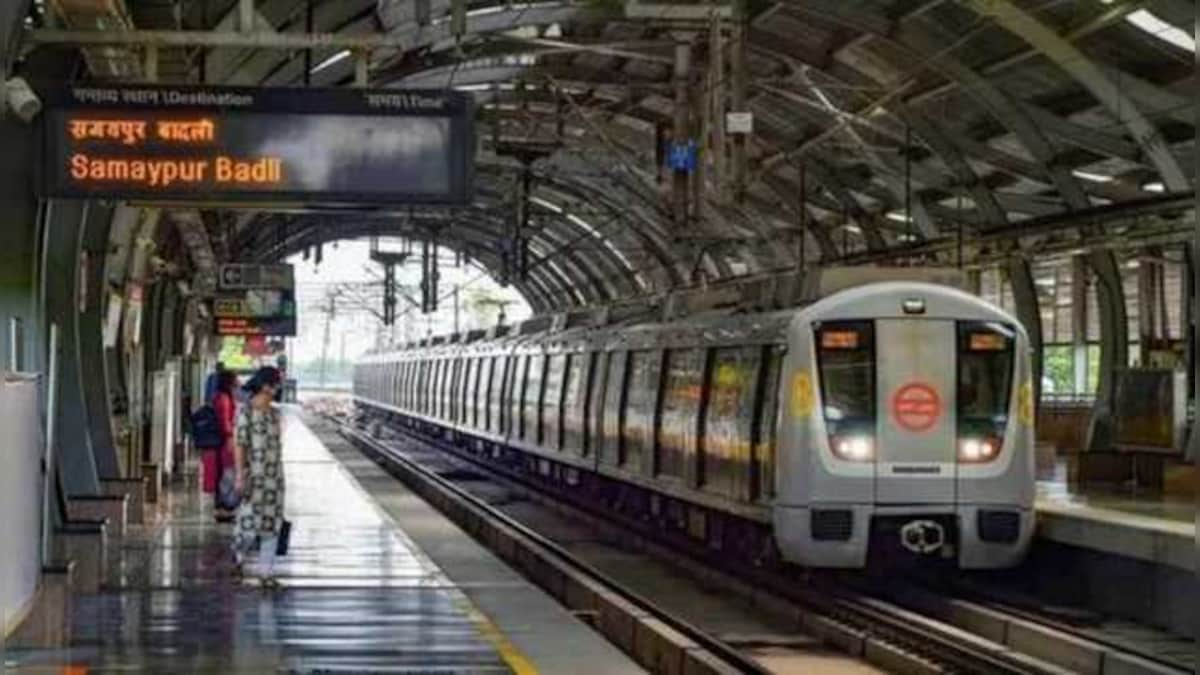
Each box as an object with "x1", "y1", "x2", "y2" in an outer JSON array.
[
  {"x1": 40, "y1": 85, "x2": 475, "y2": 205},
  {"x1": 213, "y1": 263, "x2": 297, "y2": 337}
]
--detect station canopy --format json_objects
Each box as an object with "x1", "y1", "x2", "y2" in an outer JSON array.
[{"x1": 27, "y1": 0, "x2": 1197, "y2": 314}]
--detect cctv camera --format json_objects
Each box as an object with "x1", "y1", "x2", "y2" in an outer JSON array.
[{"x1": 4, "y1": 77, "x2": 41, "y2": 123}]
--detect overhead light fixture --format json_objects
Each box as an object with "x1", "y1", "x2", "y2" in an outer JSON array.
[
  {"x1": 842, "y1": 224, "x2": 862, "y2": 234},
  {"x1": 885, "y1": 211, "x2": 912, "y2": 223},
  {"x1": 530, "y1": 196, "x2": 563, "y2": 213},
  {"x1": 1142, "y1": 181, "x2": 1165, "y2": 193},
  {"x1": 311, "y1": 49, "x2": 351, "y2": 74},
  {"x1": 1071, "y1": 169, "x2": 1113, "y2": 183},
  {"x1": 1125, "y1": 10, "x2": 1196, "y2": 53},
  {"x1": 1125, "y1": 259, "x2": 1141, "y2": 269}
]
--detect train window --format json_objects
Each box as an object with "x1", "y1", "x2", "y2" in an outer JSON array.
[
  {"x1": 462, "y1": 358, "x2": 473, "y2": 425},
  {"x1": 523, "y1": 355, "x2": 546, "y2": 441},
  {"x1": 398, "y1": 360, "x2": 408, "y2": 408},
  {"x1": 428, "y1": 360, "x2": 438, "y2": 417},
  {"x1": 702, "y1": 347, "x2": 760, "y2": 499},
  {"x1": 491, "y1": 357, "x2": 502, "y2": 431},
  {"x1": 622, "y1": 350, "x2": 660, "y2": 472},
  {"x1": 755, "y1": 347, "x2": 784, "y2": 500},
  {"x1": 957, "y1": 322, "x2": 1015, "y2": 444},
  {"x1": 449, "y1": 359, "x2": 461, "y2": 421},
  {"x1": 816, "y1": 321, "x2": 876, "y2": 443},
  {"x1": 588, "y1": 352, "x2": 609, "y2": 460},
  {"x1": 487, "y1": 357, "x2": 502, "y2": 433},
  {"x1": 428, "y1": 359, "x2": 437, "y2": 415},
  {"x1": 444, "y1": 359, "x2": 454, "y2": 420},
  {"x1": 445, "y1": 359, "x2": 455, "y2": 421},
  {"x1": 446, "y1": 355, "x2": 453, "y2": 417},
  {"x1": 465, "y1": 358, "x2": 478, "y2": 428},
  {"x1": 454, "y1": 358, "x2": 466, "y2": 423},
  {"x1": 412, "y1": 360, "x2": 421, "y2": 411},
  {"x1": 404, "y1": 361, "x2": 413, "y2": 410},
  {"x1": 471, "y1": 358, "x2": 482, "y2": 428},
  {"x1": 659, "y1": 349, "x2": 704, "y2": 481},
  {"x1": 562, "y1": 354, "x2": 587, "y2": 455},
  {"x1": 464, "y1": 359, "x2": 476, "y2": 427},
  {"x1": 600, "y1": 352, "x2": 625, "y2": 466},
  {"x1": 407, "y1": 361, "x2": 415, "y2": 411},
  {"x1": 434, "y1": 360, "x2": 445, "y2": 418},
  {"x1": 509, "y1": 355, "x2": 526, "y2": 437},
  {"x1": 448, "y1": 358, "x2": 459, "y2": 423},
  {"x1": 543, "y1": 354, "x2": 566, "y2": 449}
]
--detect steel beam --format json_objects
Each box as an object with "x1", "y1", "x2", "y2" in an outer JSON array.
[
  {"x1": 1085, "y1": 249, "x2": 1129, "y2": 451},
  {"x1": 1007, "y1": 257, "x2": 1043, "y2": 406},
  {"x1": 964, "y1": 0, "x2": 1189, "y2": 191}
]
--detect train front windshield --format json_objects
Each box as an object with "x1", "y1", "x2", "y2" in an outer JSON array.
[{"x1": 815, "y1": 319, "x2": 1017, "y2": 471}]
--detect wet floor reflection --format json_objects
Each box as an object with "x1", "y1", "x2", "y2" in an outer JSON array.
[{"x1": 7, "y1": 408, "x2": 511, "y2": 673}]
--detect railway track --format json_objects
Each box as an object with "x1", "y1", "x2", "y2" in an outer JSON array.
[
  {"x1": 338, "y1": 412, "x2": 1189, "y2": 675},
  {"x1": 336, "y1": 420, "x2": 769, "y2": 675}
]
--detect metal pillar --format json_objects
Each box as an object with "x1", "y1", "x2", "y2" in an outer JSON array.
[
  {"x1": 729, "y1": 0, "x2": 747, "y2": 202},
  {"x1": 672, "y1": 37, "x2": 691, "y2": 229},
  {"x1": 708, "y1": 15, "x2": 726, "y2": 201},
  {"x1": 1007, "y1": 258, "x2": 1043, "y2": 408},
  {"x1": 1086, "y1": 251, "x2": 1129, "y2": 451},
  {"x1": 1191, "y1": 4, "x2": 1198, "y2": 464},
  {"x1": 40, "y1": 199, "x2": 101, "y2": 495},
  {"x1": 238, "y1": 0, "x2": 255, "y2": 32},
  {"x1": 77, "y1": 203, "x2": 120, "y2": 478},
  {"x1": 1071, "y1": 254, "x2": 1089, "y2": 395}
]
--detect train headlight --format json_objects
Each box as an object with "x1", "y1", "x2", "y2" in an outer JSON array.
[
  {"x1": 958, "y1": 437, "x2": 1000, "y2": 463},
  {"x1": 832, "y1": 435, "x2": 874, "y2": 462}
]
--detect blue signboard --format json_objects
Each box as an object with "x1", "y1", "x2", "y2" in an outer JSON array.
[{"x1": 666, "y1": 140, "x2": 698, "y2": 173}]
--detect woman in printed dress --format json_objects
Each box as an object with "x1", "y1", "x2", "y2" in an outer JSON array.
[{"x1": 232, "y1": 366, "x2": 286, "y2": 586}]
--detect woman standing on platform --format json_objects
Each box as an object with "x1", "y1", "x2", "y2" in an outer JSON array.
[
  {"x1": 231, "y1": 366, "x2": 286, "y2": 587},
  {"x1": 211, "y1": 370, "x2": 239, "y2": 523}
]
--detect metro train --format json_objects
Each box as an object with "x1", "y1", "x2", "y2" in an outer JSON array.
[{"x1": 353, "y1": 280, "x2": 1035, "y2": 569}]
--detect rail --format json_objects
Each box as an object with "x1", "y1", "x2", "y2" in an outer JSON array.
[
  {"x1": 347, "y1": 406, "x2": 1193, "y2": 675},
  {"x1": 339, "y1": 421, "x2": 769, "y2": 675}
]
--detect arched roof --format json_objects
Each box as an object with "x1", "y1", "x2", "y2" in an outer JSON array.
[{"x1": 24, "y1": 0, "x2": 1198, "y2": 311}]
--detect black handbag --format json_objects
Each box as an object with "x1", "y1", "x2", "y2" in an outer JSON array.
[{"x1": 276, "y1": 519, "x2": 292, "y2": 556}]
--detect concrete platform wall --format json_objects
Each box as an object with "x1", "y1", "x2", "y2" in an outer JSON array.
[{"x1": 0, "y1": 375, "x2": 45, "y2": 636}]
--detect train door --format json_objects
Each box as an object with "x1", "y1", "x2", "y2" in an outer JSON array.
[{"x1": 874, "y1": 319, "x2": 957, "y2": 504}]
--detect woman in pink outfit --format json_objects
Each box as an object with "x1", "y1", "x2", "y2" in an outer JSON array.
[{"x1": 212, "y1": 370, "x2": 239, "y2": 522}]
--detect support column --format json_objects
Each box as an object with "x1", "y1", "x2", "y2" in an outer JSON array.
[
  {"x1": 0, "y1": 109, "x2": 41, "y2": 374},
  {"x1": 41, "y1": 200, "x2": 101, "y2": 496},
  {"x1": 671, "y1": 37, "x2": 692, "y2": 229},
  {"x1": 1191, "y1": 5, "x2": 1198, "y2": 463},
  {"x1": 1085, "y1": 251, "x2": 1129, "y2": 451},
  {"x1": 729, "y1": 2, "x2": 747, "y2": 203},
  {"x1": 77, "y1": 204, "x2": 120, "y2": 479},
  {"x1": 1136, "y1": 254, "x2": 1151, "y2": 365},
  {"x1": 1007, "y1": 258, "x2": 1043, "y2": 407},
  {"x1": 1071, "y1": 254, "x2": 1089, "y2": 395},
  {"x1": 708, "y1": 15, "x2": 726, "y2": 201}
]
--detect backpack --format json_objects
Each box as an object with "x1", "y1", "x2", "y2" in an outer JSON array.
[{"x1": 191, "y1": 404, "x2": 223, "y2": 449}]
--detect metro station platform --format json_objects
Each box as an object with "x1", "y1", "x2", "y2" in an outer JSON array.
[
  {"x1": 1029, "y1": 473, "x2": 1195, "y2": 640},
  {"x1": 5, "y1": 408, "x2": 640, "y2": 673},
  {"x1": 1034, "y1": 472, "x2": 1192, "y2": 573}
]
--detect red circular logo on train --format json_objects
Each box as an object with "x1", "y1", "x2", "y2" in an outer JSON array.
[{"x1": 891, "y1": 382, "x2": 942, "y2": 432}]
